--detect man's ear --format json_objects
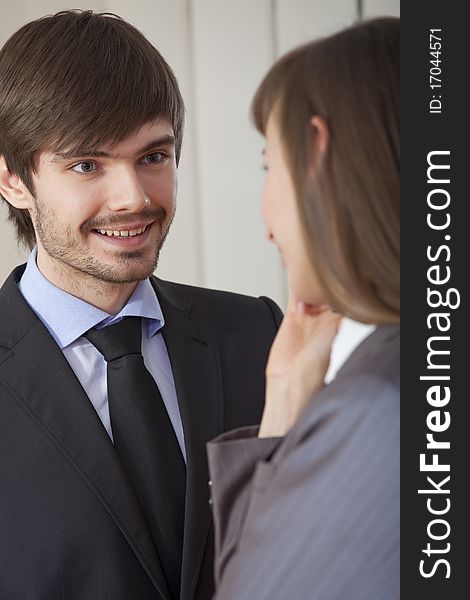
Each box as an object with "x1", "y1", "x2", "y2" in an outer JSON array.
[
  {"x1": 0, "y1": 155, "x2": 34, "y2": 210},
  {"x1": 309, "y1": 115, "x2": 329, "y2": 172}
]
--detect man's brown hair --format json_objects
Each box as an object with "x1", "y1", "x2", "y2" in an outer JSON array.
[
  {"x1": 252, "y1": 17, "x2": 399, "y2": 324},
  {"x1": 0, "y1": 10, "x2": 185, "y2": 249}
]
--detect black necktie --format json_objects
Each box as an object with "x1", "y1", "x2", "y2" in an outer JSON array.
[{"x1": 85, "y1": 317, "x2": 185, "y2": 599}]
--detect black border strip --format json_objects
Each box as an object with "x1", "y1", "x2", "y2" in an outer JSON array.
[{"x1": 401, "y1": 3, "x2": 467, "y2": 597}]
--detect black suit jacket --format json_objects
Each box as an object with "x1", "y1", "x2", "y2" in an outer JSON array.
[{"x1": 0, "y1": 265, "x2": 282, "y2": 600}]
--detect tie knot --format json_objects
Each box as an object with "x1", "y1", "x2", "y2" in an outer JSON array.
[{"x1": 84, "y1": 317, "x2": 142, "y2": 362}]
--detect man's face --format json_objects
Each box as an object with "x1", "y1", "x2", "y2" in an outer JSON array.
[{"x1": 29, "y1": 119, "x2": 177, "y2": 290}]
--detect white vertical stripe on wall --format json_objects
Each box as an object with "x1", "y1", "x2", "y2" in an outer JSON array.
[
  {"x1": 275, "y1": 0, "x2": 358, "y2": 56},
  {"x1": 0, "y1": 214, "x2": 29, "y2": 282},
  {"x1": 363, "y1": 0, "x2": 400, "y2": 18},
  {"x1": 189, "y1": 0, "x2": 286, "y2": 306}
]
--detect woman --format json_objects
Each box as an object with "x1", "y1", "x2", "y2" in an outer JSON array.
[{"x1": 207, "y1": 17, "x2": 399, "y2": 600}]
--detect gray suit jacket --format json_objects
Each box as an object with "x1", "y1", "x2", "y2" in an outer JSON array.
[{"x1": 207, "y1": 325, "x2": 399, "y2": 600}]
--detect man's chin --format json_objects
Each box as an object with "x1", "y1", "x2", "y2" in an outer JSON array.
[
  {"x1": 98, "y1": 262, "x2": 158, "y2": 285},
  {"x1": 82, "y1": 251, "x2": 160, "y2": 285}
]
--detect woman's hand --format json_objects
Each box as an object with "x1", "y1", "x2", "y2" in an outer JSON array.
[{"x1": 259, "y1": 293, "x2": 341, "y2": 438}]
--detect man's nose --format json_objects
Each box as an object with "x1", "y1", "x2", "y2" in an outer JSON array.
[{"x1": 106, "y1": 167, "x2": 148, "y2": 212}]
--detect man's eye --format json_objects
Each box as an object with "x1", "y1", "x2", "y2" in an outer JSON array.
[
  {"x1": 142, "y1": 152, "x2": 166, "y2": 165},
  {"x1": 71, "y1": 161, "x2": 97, "y2": 174}
]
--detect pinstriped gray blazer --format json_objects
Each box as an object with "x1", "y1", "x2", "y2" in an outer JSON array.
[{"x1": 207, "y1": 325, "x2": 399, "y2": 600}]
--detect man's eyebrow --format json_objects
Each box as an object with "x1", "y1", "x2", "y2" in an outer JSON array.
[
  {"x1": 137, "y1": 135, "x2": 175, "y2": 155},
  {"x1": 51, "y1": 135, "x2": 176, "y2": 162}
]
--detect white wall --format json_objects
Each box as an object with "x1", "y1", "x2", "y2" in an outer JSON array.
[{"x1": 0, "y1": 0, "x2": 399, "y2": 372}]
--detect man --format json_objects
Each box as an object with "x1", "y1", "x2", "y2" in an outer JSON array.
[{"x1": 0, "y1": 10, "x2": 281, "y2": 600}]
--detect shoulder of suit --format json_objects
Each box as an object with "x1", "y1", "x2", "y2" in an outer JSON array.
[
  {"x1": 152, "y1": 276, "x2": 283, "y2": 326},
  {"x1": 153, "y1": 275, "x2": 273, "y2": 305}
]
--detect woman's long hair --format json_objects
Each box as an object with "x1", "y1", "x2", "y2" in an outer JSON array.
[{"x1": 252, "y1": 18, "x2": 399, "y2": 324}]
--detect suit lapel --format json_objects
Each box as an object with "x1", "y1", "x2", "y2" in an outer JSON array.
[
  {"x1": 153, "y1": 278, "x2": 223, "y2": 600},
  {"x1": 0, "y1": 268, "x2": 171, "y2": 600}
]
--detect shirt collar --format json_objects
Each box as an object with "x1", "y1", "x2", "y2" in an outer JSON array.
[{"x1": 18, "y1": 248, "x2": 164, "y2": 349}]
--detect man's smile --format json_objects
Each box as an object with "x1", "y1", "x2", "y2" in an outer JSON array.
[
  {"x1": 91, "y1": 221, "x2": 156, "y2": 247},
  {"x1": 94, "y1": 224, "x2": 150, "y2": 237}
]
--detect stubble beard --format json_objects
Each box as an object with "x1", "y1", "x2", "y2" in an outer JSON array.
[{"x1": 32, "y1": 197, "x2": 174, "y2": 287}]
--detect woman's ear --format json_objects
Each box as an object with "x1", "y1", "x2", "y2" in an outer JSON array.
[
  {"x1": 0, "y1": 156, "x2": 34, "y2": 210},
  {"x1": 310, "y1": 115, "x2": 329, "y2": 171}
]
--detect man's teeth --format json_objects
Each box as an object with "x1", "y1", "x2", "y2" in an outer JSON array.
[{"x1": 96, "y1": 226, "x2": 147, "y2": 237}]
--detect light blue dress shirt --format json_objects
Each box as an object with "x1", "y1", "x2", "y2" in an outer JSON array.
[{"x1": 18, "y1": 248, "x2": 186, "y2": 460}]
